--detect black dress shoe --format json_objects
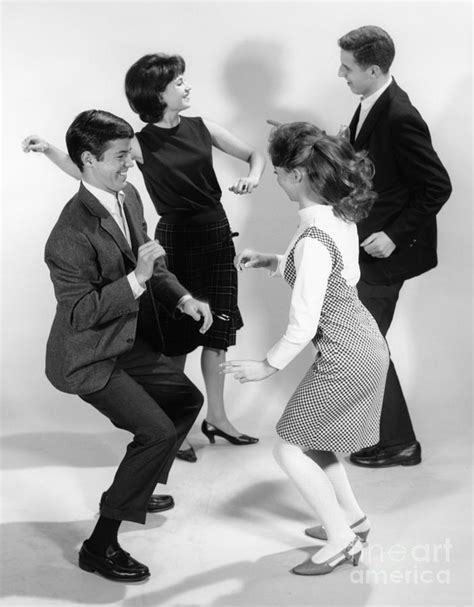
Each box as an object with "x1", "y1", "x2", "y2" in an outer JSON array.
[
  {"x1": 350, "y1": 441, "x2": 421, "y2": 468},
  {"x1": 176, "y1": 445, "x2": 197, "y2": 462},
  {"x1": 201, "y1": 420, "x2": 259, "y2": 445},
  {"x1": 79, "y1": 541, "x2": 150, "y2": 582},
  {"x1": 147, "y1": 494, "x2": 174, "y2": 513}
]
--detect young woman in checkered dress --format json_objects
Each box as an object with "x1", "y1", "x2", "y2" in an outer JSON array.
[
  {"x1": 224, "y1": 122, "x2": 389, "y2": 575},
  {"x1": 22, "y1": 54, "x2": 266, "y2": 460}
]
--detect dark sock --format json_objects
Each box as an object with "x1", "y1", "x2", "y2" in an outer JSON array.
[{"x1": 86, "y1": 516, "x2": 122, "y2": 556}]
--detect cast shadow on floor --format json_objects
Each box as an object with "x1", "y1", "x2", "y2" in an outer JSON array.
[{"x1": 0, "y1": 516, "x2": 167, "y2": 605}]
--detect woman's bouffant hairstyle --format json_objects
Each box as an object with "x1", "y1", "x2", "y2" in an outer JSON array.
[
  {"x1": 269, "y1": 122, "x2": 377, "y2": 223},
  {"x1": 125, "y1": 53, "x2": 186, "y2": 123},
  {"x1": 338, "y1": 25, "x2": 395, "y2": 74},
  {"x1": 66, "y1": 109, "x2": 134, "y2": 170}
]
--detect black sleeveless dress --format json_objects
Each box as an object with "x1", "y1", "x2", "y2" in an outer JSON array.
[{"x1": 135, "y1": 116, "x2": 243, "y2": 355}]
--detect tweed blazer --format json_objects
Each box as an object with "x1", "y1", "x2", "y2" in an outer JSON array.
[
  {"x1": 45, "y1": 181, "x2": 188, "y2": 395},
  {"x1": 350, "y1": 79, "x2": 452, "y2": 284}
]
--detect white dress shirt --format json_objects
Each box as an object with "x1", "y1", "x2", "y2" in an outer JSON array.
[
  {"x1": 266, "y1": 204, "x2": 360, "y2": 370},
  {"x1": 81, "y1": 180, "x2": 145, "y2": 299},
  {"x1": 356, "y1": 75, "x2": 393, "y2": 137}
]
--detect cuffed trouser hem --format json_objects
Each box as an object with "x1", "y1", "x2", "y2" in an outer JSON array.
[{"x1": 99, "y1": 503, "x2": 147, "y2": 525}]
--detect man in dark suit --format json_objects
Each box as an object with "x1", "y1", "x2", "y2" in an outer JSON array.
[
  {"x1": 337, "y1": 26, "x2": 452, "y2": 467},
  {"x1": 44, "y1": 109, "x2": 213, "y2": 581}
]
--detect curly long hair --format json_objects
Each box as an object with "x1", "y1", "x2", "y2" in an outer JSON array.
[{"x1": 268, "y1": 122, "x2": 377, "y2": 223}]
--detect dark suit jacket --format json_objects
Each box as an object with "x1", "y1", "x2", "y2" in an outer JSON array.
[
  {"x1": 350, "y1": 79, "x2": 452, "y2": 284},
  {"x1": 45, "y1": 182, "x2": 188, "y2": 395}
]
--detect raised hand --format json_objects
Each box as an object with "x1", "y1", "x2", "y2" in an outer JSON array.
[
  {"x1": 182, "y1": 299, "x2": 213, "y2": 334},
  {"x1": 228, "y1": 176, "x2": 260, "y2": 195},
  {"x1": 234, "y1": 249, "x2": 275, "y2": 271},
  {"x1": 134, "y1": 240, "x2": 166, "y2": 286},
  {"x1": 361, "y1": 232, "x2": 396, "y2": 258},
  {"x1": 22, "y1": 134, "x2": 49, "y2": 153}
]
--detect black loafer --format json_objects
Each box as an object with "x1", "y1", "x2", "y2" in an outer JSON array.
[
  {"x1": 176, "y1": 445, "x2": 197, "y2": 462},
  {"x1": 350, "y1": 441, "x2": 422, "y2": 468},
  {"x1": 78, "y1": 541, "x2": 150, "y2": 582},
  {"x1": 147, "y1": 494, "x2": 174, "y2": 513}
]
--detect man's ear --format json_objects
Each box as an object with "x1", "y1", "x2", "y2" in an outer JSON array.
[
  {"x1": 81, "y1": 150, "x2": 95, "y2": 167},
  {"x1": 369, "y1": 65, "x2": 383, "y2": 79}
]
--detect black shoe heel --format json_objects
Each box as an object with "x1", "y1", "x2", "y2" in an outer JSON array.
[{"x1": 201, "y1": 420, "x2": 258, "y2": 445}]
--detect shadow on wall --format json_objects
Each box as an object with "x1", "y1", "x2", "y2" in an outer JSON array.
[{"x1": 217, "y1": 39, "x2": 323, "y2": 408}]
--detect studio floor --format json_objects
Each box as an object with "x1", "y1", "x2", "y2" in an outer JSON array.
[{"x1": 1, "y1": 422, "x2": 472, "y2": 607}]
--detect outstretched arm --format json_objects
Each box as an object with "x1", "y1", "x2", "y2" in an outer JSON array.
[
  {"x1": 22, "y1": 135, "x2": 81, "y2": 179},
  {"x1": 22, "y1": 134, "x2": 144, "y2": 178},
  {"x1": 203, "y1": 119, "x2": 266, "y2": 194}
]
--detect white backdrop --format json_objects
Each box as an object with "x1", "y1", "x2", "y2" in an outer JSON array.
[{"x1": 1, "y1": 1, "x2": 472, "y2": 446}]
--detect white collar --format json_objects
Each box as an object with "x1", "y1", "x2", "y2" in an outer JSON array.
[
  {"x1": 298, "y1": 203, "x2": 335, "y2": 227},
  {"x1": 82, "y1": 180, "x2": 124, "y2": 214},
  {"x1": 360, "y1": 75, "x2": 393, "y2": 111}
]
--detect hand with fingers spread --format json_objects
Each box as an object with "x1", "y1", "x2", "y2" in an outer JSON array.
[
  {"x1": 221, "y1": 359, "x2": 278, "y2": 383},
  {"x1": 181, "y1": 299, "x2": 213, "y2": 334},
  {"x1": 361, "y1": 231, "x2": 396, "y2": 258},
  {"x1": 234, "y1": 248, "x2": 278, "y2": 272},
  {"x1": 134, "y1": 240, "x2": 166, "y2": 286},
  {"x1": 228, "y1": 176, "x2": 260, "y2": 195},
  {"x1": 22, "y1": 134, "x2": 50, "y2": 154}
]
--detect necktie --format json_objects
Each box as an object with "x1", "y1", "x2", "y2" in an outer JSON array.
[
  {"x1": 349, "y1": 104, "x2": 361, "y2": 144},
  {"x1": 116, "y1": 191, "x2": 131, "y2": 247}
]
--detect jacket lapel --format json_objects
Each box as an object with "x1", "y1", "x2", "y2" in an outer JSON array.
[
  {"x1": 79, "y1": 182, "x2": 136, "y2": 264},
  {"x1": 353, "y1": 79, "x2": 398, "y2": 149}
]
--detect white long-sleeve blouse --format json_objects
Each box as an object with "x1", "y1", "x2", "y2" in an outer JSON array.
[{"x1": 266, "y1": 204, "x2": 361, "y2": 370}]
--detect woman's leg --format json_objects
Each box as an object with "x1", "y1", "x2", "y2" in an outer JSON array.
[
  {"x1": 170, "y1": 354, "x2": 192, "y2": 450},
  {"x1": 306, "y1": 449, "x2": 369, "y2": 531},
  {"x1": 201, "y1": 347, "x2": 241, "y2": 435},
  {"x1": 273, "y1": 440, "x2": 356, "y2": 563}
]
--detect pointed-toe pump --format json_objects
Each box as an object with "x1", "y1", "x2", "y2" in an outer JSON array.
[
  {"x1": 175, "y1": 444, "x2": 197, "y2": 462},
  {"x1": 201, "y1": 420, "x2": 259, "y2": 445},
  {"x1": 292, "y1": 536, "x2": 362, "y2": 576},
  {"x1": 305, "y1": 515, "x2": 370, "y2": 542}
]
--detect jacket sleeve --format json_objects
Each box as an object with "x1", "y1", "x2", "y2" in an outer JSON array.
[
  {"x1": 384, "y1": 109, "x2": 452, "y2": 247},
  {"x1": 45, "y1": 228, "x2": 139, "y2": 332},
  {"x1": 127, "y1": 183, "x2": 189, "y2": 313}
]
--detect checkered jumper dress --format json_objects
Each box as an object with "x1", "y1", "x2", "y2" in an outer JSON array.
[{"x1": 276, "y1": 226, "x2": 389, "y2": 452}]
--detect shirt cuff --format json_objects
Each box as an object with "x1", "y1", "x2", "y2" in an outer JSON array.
[
  {"x1": 266, "y1": 337, "x2": 308, "y2": 370},
  {"x1": 127, "y1": 272, "x2": 146, "y2": 299},
  {"x1": 176, "y1": 294, "x2": 193, "y2": 312},
  {"x1": 268, "y1": 254, "x2": 284, "y2": 277}
]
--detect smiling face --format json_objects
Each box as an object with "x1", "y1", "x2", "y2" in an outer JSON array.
[
  {"x1": 338, "y1": 50, "x2": 377, "y2": 98},
  {"x1": 84, "y1": 138, "x2": 134, "y2": 194},
  {"x1": 160, "y1": 73, "x2": 192, "y2": 113}
]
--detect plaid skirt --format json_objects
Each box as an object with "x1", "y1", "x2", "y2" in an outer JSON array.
[{"x1": 155, "y1": 217, "x2": 243, "y2": 356}]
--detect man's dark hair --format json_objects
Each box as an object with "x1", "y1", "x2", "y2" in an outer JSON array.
[
  {"x1": 66, "y1": 109, "x2": 134, "y2": 170},
  {"x1": 338, "y1": 26, "x2": 395, "y2": 73},
  {"x1": 125, "y1": 53, "x2": 186, "y2": 124}
]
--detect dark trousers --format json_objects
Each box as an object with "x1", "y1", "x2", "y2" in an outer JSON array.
[
  {"x1": 357, "y1": 279, "x2": 417, "y2": 447},
  {"x1": 80, "y1": 337, "x2": 203, "y2": 524}
]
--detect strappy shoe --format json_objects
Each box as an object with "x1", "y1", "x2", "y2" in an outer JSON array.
[
  {"x1": 305, "y1": 515, "x2": 370, "y2": 542},
  {"x1": 292, "y1": 536, "x2": 362, "y2": 576}
]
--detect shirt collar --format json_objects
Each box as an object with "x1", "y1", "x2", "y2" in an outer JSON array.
[
  {"x1": 360, "y1": 75, "x2": 393, "y2": 112},
  {"x1": 81, "y1": 180, "x2": 124, "y2": 214},
  {"x1": 298, "y1": 203, "x2": 335, "y2": 227}
]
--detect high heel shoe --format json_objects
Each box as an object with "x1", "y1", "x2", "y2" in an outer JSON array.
[
  {"x1": 292, "y1": 536, "x2": 362, "y2": 576},
  {"x1": 175, "y1": 444, "x2": 197, "y2": 462},
  {"x1": 201, "y1": 420, "x2": 259, "y2": 445},
  {"x1": 305, "y1": 515, "x2": 370, "y2": 542}
]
